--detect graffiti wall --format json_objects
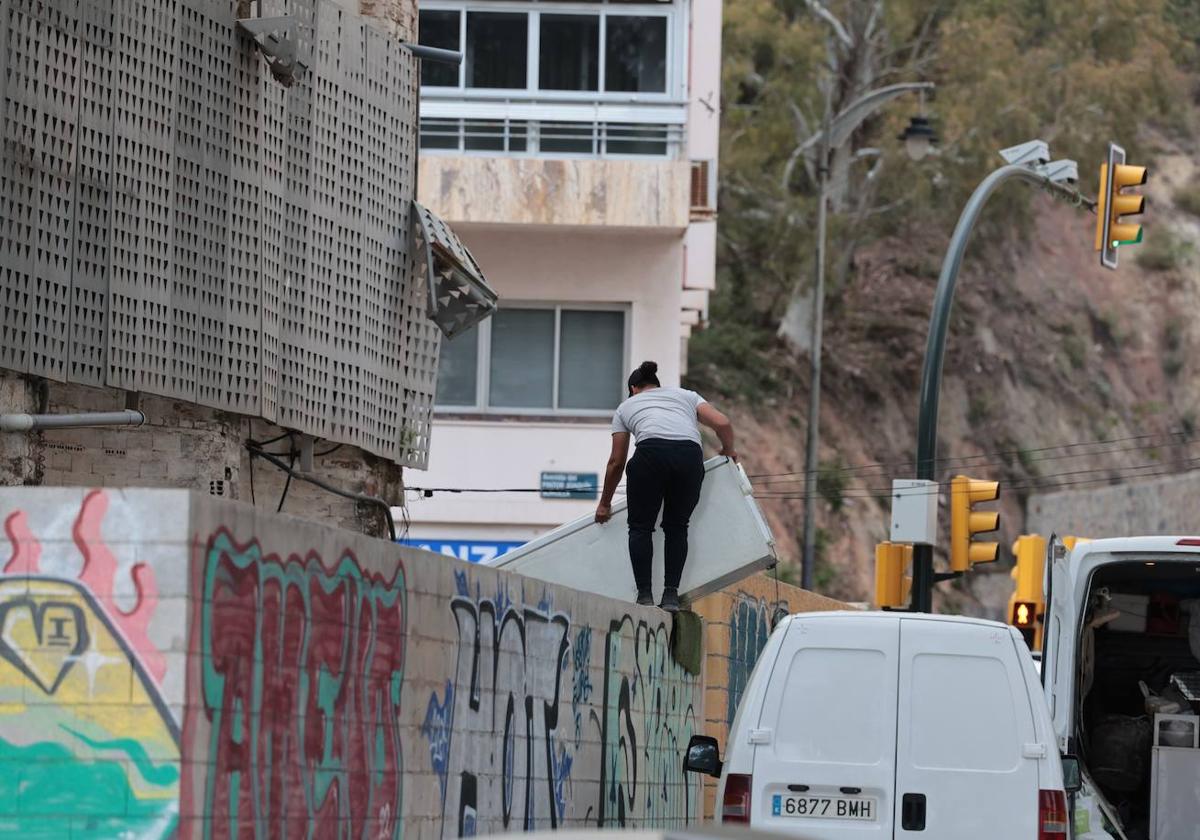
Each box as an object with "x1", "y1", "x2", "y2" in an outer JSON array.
[
  {"x1": 410, "y1": 570, "x2": 701, "y2": 837},
  {"x1": 0, "y1": 489, "x2": 186, "y2": 838},
  {"x1": 0, "y1": 487, "x2": 703, "y2": 837}
]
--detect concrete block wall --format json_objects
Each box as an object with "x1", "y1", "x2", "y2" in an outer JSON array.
[
  {"x1": 692, "y1": 576, "x2": 852, "y2": 815},
  {"x1": 0, "y1": 487, "x2": 702, "y2": 838},
  {"x1": 1027, "y1": 470, "x2": 1200, "y2": 538}
]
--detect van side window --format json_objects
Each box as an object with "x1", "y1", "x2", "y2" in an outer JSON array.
[
  {"x1": 909, "y1": 654, "x2": 1019, "y2": 771},
  {"x1": 774, "y1": 648, "x2": 890, "y2": 765}
]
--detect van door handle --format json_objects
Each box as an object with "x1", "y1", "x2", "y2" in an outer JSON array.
[{"x1": 901, "y1": 793, "x2": 926, "y2": 831}]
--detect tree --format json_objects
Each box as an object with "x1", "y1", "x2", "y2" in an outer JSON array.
[{"x1": 709, "y1": 0, "x2": 1192, "y2": 362}]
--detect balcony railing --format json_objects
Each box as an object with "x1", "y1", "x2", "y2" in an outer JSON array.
[{"x1": 419, "y1": 117, "x2": 684, "y2": 158}]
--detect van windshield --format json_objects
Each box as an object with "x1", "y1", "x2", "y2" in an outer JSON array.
[{"x1": 773, "y1": 647, "x2": 891, "y2": 765}]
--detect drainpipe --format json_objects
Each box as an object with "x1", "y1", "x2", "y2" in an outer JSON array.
[{"x1": 0, "y1": 410, "x2": 147, "y2": 432}]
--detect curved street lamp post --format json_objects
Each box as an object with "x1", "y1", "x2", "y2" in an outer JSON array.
[{"x1": 909, "y1": 140, "x2": 1091, "y2": 611}]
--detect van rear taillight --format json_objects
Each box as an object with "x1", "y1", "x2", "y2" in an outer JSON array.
[
  {"x1": 722, "y1": 774, "x2": 752, "y2": 824},
  {"x1": 1038, "y1": 790, "x2": 1068, "y2": 839},
  {"x1": 1177, "y1": 538, "x2": 1200, "y2": 546}
]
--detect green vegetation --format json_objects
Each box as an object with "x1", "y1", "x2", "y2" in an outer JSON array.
[
  {"x1": 1135, "y1": 228, "x2": 1192, "y2": 272},
  {"x1": 1174, "y1": 180, "x2": 1200, "y2": 217},
  {"x1": 817, "y1": 458, "x2": 848, "y2": 512},
  {"x1": 813, "y1": 527, "x2": 838, "y2": 590},
  {"x1": 1181, "y1": 410, "x2": 1196, "y2": 437},
  {"x1": 1163, "y1": 319, "x2": 1186, "y2": 379},
  {"x1": 1091, "y1": 309, "x2": 1127, "y2": 350},
  {"x1": 701, "y1": 0, "x2": 1194, "y2": 349},
  {"x1": 1062, "y1": 333, "x2": 1087, "y2": 371},
  {"x1": 967, "y1": 391, "x2": 995, "y2": 427},
  {"x1": 685, "y1": 320, "x2": 782, "y2": 401}
]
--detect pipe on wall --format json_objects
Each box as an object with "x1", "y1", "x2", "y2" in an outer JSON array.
[{"x1": 0, "y1": 409, "x2": 147, "y2": 432}]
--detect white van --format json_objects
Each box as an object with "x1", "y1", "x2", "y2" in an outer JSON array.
[{"x1": 685, "y1": 612, "x2": 1076, "y2": 839}]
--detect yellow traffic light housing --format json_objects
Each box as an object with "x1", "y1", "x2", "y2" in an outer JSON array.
[
  {"x1": 1095, "y1": 142, "x2": 1147, "y2": 269},
  {"x1": 949, "y1": 475, "x2": 1000, "y2": 572},
  {"x1": 874, "y1": 542, "x2": 912, "y2": 609},
  {"x1": 1009, "y1": 534, "x2": 1047, "y2": 649}
]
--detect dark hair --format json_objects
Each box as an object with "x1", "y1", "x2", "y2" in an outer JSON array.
[{"x1": 627, "y1": 360, "x2": 660, "y2": 394}]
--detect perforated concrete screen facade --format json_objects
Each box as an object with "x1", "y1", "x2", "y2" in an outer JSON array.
[{"x1": 0, "y1": 0, "x2": 439, "y2": 467}]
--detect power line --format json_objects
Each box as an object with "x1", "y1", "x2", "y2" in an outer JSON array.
[
  {"x1": 748, "y1": 429, "x2": 1192, "y2": 483},
  {"x1": 752, "y1": 438, "x2": 1199, "y2": 491},
  {"x1": 751, "y1": 456, "x2": 1200, "y2": 502},
  {"x1": 404, "y1": 430, "x2": 1196, "y2": 496}
]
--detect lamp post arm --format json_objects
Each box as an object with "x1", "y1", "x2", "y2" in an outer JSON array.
[
  {"x1": 915, "y1": 163, "x2": 1053, "y2": 480},
  {"x1": 797, "y1": 82, "x2": 937, "y2": 159},
  {"x1": 910, "y1": 159, "x2": 1090, "y2": 612}
]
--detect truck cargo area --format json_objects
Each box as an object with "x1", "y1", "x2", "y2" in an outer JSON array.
[{"x1": 1076, "y1": 559, "x2": 1200, "y2": 840}]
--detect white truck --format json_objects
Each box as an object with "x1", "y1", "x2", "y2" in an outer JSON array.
[{"x1": 1041, "y1": 536, "x2": 1200, "y2": 840}]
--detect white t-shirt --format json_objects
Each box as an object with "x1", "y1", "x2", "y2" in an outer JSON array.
[{"x1": 611, "y1": 387, "x2": 706, "y2": 445}]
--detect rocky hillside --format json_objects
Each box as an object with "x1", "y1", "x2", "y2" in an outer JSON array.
[{"x1": 690, "y1": 135, "x2": 1200, "y2": 616}]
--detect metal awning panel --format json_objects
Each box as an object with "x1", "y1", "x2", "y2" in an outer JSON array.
[{"x1": 412, "y1": 201, "x2": 498, "y2": 339}]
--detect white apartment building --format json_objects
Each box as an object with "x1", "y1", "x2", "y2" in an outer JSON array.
[{"x1": 405, "y1": 0, "x2": 722, "y2": 561}]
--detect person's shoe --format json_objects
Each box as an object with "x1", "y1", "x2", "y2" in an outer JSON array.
[
  {"x1": 659, "y1": 588, "x2": 681, "y2": 613},
  {"x1": 636, "y1": 590, "x2": 655, "y2": 606}
]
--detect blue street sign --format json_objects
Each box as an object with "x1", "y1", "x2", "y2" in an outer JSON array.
[
  {"x1": 540, "y1": 471, "x2": 599, "y2": 500},
  {"x1": 399, "y1": 538, "x2": 524, "y2": 564}
]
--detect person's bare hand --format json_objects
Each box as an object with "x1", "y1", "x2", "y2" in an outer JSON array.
[
  {"x1": 721, "y1": 448, "x2": 739, "y2": 463},
  {"x1": 595, "y1": 502, "x2": 613, "y2": 524}
]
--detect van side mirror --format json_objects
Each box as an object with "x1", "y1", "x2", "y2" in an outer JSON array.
[
  {"x1": 1061, "y1": 754, "x2": 1082, "y2": 794},
  {"x1": 684, "y1": 735, "x2": 723, "y2": 778}
]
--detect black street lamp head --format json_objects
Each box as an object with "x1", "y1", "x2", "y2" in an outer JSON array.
[{"x1": 899, "y1": 115, "x2": 938, "y2": 161}]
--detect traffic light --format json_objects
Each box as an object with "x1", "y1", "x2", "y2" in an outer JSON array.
[
  {"x1": 949, "y1": 475, "x2": 1000, "y2": 572},
  {"x1": 1009, "y1": 534, "x2": 1046, "y2": 649},
  {"x1": 874, "y1": 542, "x2": 912, "y2": 609},
  {"x1": 1095, "y1": 142, "x2": 1147, "y2": 269}
]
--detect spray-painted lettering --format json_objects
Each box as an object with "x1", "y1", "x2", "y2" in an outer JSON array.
[{"x1": 198, "y1": 530, "x2": 407, "y2": 839}]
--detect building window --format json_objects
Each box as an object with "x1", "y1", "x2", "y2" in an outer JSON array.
[
  {"x1": 466, "y1": 12, "x2": 528, "y2": 89},
  {"x1": 436, "y1": 305, "x2": 628, "y2": 413},
  {"x1": 418, "y1": 4, "x2": 674, "y2": 96},
  {"x1": 540, "y1": 14, "x2": 600, "y2": 91},
  {"x1": 605, "y1": 15, "x2": 667, "y2": 93},
  {"x1": 419, "y1": 10, "x2": 461, "y2": 87}
]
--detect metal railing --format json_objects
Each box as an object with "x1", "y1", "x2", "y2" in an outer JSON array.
[{"x1": 419, "y1": 117, "x2": 684, "y2": 159}]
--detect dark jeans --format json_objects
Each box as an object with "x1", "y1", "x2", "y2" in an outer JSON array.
[{"x1": 626, "y1": 439, "x2": 704, "y2": 592}]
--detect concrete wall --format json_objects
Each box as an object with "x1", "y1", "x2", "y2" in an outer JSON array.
[
  {"x1": 0, "y1": 487, "x2": 702, "y2": 838},
  {"x1": 356, "y1": 0, "x2": 417, "y2": 38},
  {"x1": 692, "y1": 576, "x2": 852, "y2": 814},
  {"x1": 1027, "y1": 470, "x2": 1200, "y2": 538},
  {"x1": 0, "y1": 370, "x2": 402, "y2": 538}
]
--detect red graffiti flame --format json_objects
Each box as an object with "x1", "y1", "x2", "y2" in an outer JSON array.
[
  {"x1": 71, "y1": 490, "x2": 166, "y2": 683},
  {"x1": 3, "y1": 511, "x2": 41, "y2": 574}
]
